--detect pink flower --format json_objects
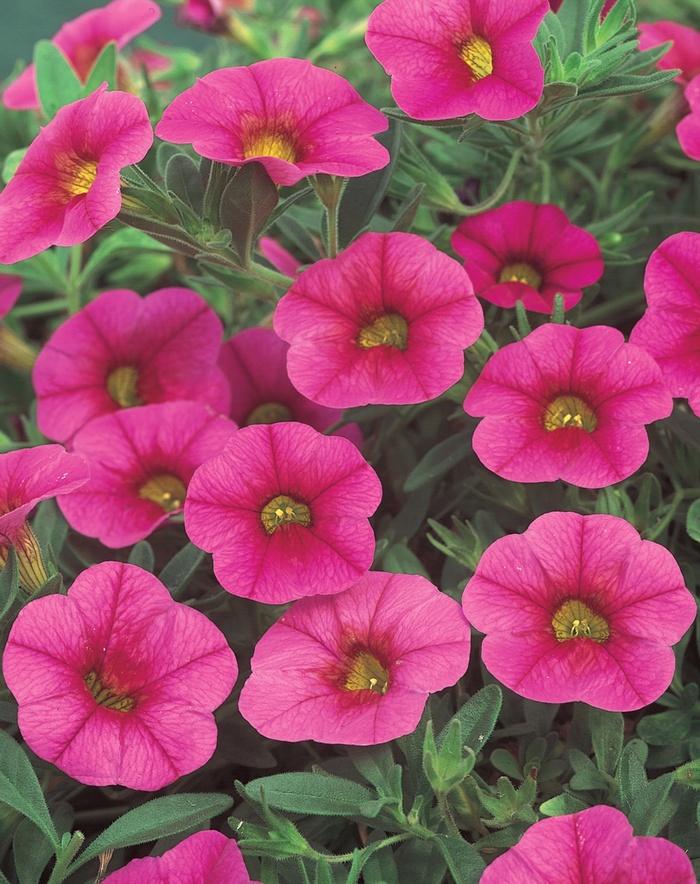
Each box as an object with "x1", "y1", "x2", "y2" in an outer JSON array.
[
  {"x1": 155, "y1": 58, "x2": 389, "y2": 186},
  {"x1": 481, "y1": 806, "x2": 695, "y2": 883},
  {"x1": 179, "y1": 0, "x2": 253, "y2": 31},
  {"x1": 630, "y1": 232, "x2": 700, "y2": 416},
  {"x1": 259, "y1": 237, "x2": 301, "y2": 277},
  {"x1": 451, "y1": 202, "x2": 604, "y2": 314},
  {"x1": 3, "y1": 0, "x2": 161, "y2": 112},
  {"x1": 366, "y1": 0, "x2": 548, "y2": 121},
  {"x1": 104, "y1": 830, "x2": 257, "y2": 883},
  {"x1": 638, "y1": 21, "x2": 700, "y2": 85},
  {"x1": 3, "y1": 562, "x2": 237, "y2": 790},
  {"x1": 33, "y1": 287, "x2": 230, "y2": 443},
  {"x1": 220, "y1": 327, "x2": 361, "y2": 444},
  {"x1": 0, "y1": 276, "x2": 21, "y2": 318},
  {"x1": 0, "y1": 87, "x2": 153, "y2": 266},
  {"x1": 0, "y1": 445, "x2": 88, "y2": 591},
  {"x1": 550, "y1": 0, "x2": 615, "y2": 14},
  {"x1": 462, "y1": 512, "x2": 696, "y2": 711},
  {"x1": 677, "y1": 74, "x2": 700, "y2": 161},
  {"x1": 184, "y1": 422, "x2": 381, "y2": 604},
  {"x1": 274, "y1": 232, "x2": 484, "y2": 408},
  {"x1": 464, "y1": 324, "x2": 672, "y2": 488},
  {"x1": 58, "y1": 402, "x2": 237, "y2": 548},
  {"x1": 0, "y1": 275, "x2": 35, "y2": 372},
  {"x1": 239, "y1": 571, "x2": 470, "y2": 744}
]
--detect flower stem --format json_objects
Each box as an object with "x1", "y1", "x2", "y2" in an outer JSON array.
[
  {"x1": 47, "y1": 832, "x2": 85, "y2": 884},
  {"x1": 66, "y1": 245, "x2": 83, "y2": 314}
]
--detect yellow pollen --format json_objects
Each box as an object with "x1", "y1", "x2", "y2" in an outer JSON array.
[
  {"x1": 552, "y1": 599, "x2": 609, "y2": 643},
  {"x1": 55, "y1": 154, "x2": 98, "y2": 198},
  {"x1": 261, "y1": 494, "x2": 311, "y2": 534},
  {"x1": 84, "y1": 670, "x2": 135, "y2": 712},
  {"x1": 139, "y1": 474, "x2": 187, "y2": 513},
  {"x1": 357, "y1": 313, "x2": 408, "y2": 351},
  {"x1": 246, "y1": 402, "x2": 293, "y2": 425},
  {"x1": 344, "y1": 651, "x2": 389, "y2": 695},
  {"x1": 459, "y1": 35, "x2": 493, "y2": 81},
  {"x1": 244, "y1": 132, "x2": 297, "y2": 163},
  {"x1": 499, "y1": 262, "x2": 542, "y2": 289},
  {"x1": 544, "y1": 395, "x2": 597, "y2": 433},
  {"x1": 106, "y1": 365, "x2": 142, "y2": 408}
]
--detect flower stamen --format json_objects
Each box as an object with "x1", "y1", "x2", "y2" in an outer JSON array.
[
  {"x1": 544, "y1": 395, "x2": 597, "y2": 432},
  {"x1": 246, "y1": 402, "x2": 293, "y2": 425},
  {"x1": 459, "y1": 35, "x2": 493, "y2": 81},
  {"x1": 357, "y1": 313, "x2": 408, "y2": 351},
  {"x1": 84, "y1": 670, "x2": 135, "y2": 712},
  {"x1": 499, "y1": 262, "x2": 542, "y2": 289},
  {"x1": 244, "y1": 132, "x2": 297, "y2": 163},
  {"x1": 55, "y1": 153, "x2": 98, "y2": 199},
  {"x1": 344, "y1": 651, "x2": 389, "y2": 695},
  {"x1": 106, "y1": 365, "x2": 142, "y2": 408},
  {"x1": 139, "y1": 474, "x2": 187, "y2": 512},
  {"x1": 261, "y1": 494, "x2": 311, "y2": 534},
  {"x1": 552, "y1": 599, "x2": 609, "y2": 643}
]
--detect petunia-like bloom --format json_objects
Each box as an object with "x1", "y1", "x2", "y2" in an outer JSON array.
[
  {"x1": 464, "y1": 323, "x2": 672, "y2": 488},
  {"x1": 104, "y1": 830, "x2": 258, "y2": 883},
  {"x1": 630, "y1": 232, "x2": 700, "y2": 416},
  {"x1": 3, "y1": 562, "x2": 238, "y2": 790},
  {"x1": 274, "y1": 232, "x2": 484, "y2": 408},
  {"x1": 451, "y1": 202, "x2": 604, "y2": 314},
  {"x1": 239, "y1": 571, "x2": 470, "y2": 744},
  {"x1": 0, "y1": 445, "x2": 88, "y2": 592},
  {"x1": 184, "y1": 422, "x2": 381, "y2": 604},
  {"x1": 638, "y1": 20, "x2": 700, "y2": 85},
  {"x1": 677, "y1": 75, "x2": 700, "y2": 161},
  {"x1": 259, "y1": 236, "x2": 301, "y2": 277},
  {"x1": 155, "y1": 58, "x2": 389, "y2": 186},
  {"x1": 0, "y1": 87, "x2": 153, "y2": 266},
  {"x1": 463, "y1": 512, "x2": 696, "y2": 711},
  {"x1": 179, "y1": 0, "x2": 253, "y2": 31},
  {"x1": 0, "y1": 276, "x2": 35, "y2": 372},
  {"x1": 220, "y1": 327, "x2": 361, "y2": 444},
  {"x1": 2, "y1": 0, "x2": 161, "y2": 111},
  {"x1": 365, "y1": 0, "x2": 548, "y2": 121},
  {"x1": 58, "y1": 402, "x2": 237, "y2": 548},
  {"x1": 33, "y1": 287, "x2": 230, "y2": 443},
  {"x1": 550, "y1": 0, "x2": 615, "y2": 15}
]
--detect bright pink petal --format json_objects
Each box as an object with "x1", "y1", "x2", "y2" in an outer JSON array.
[
  {"x1": 638, "y1": 21, "x2": 700, "y2": 84},
  {"x1": 678, "y1": 75, "x2": 700, "y2": 161},
  {"x1": 0, "y1": 276, "x2": 22, "y2": 319}
]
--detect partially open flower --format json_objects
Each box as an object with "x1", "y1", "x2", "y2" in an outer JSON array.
[
  {"x1": 155, "y1": 58, "x2": 389, "y2": 186},
  {"x1": 462, "y1": 512, "x2": 696, "y2": 711},
  {"x1": 184, "y1": 422, "x2": 381, "y2": 604},
  {"x1": 639, "y1": 20, "x2": 700, "y2": 85},
  {"x1": 34, "y1": 287, "x2": 230, "y2": 443},
  {"x1": 179, "y1": 0, "x2": 254, "y2": 31},
  {"x1": 239, "y1": 571, "x2": 470, "y2": 744},
  {"x1": 0, "y1": 276, "x2": 35, "y2": 372},
  {"x1": 3, "y1": 562, "x2": 238, "y2": 790},
  {"x1": 677, "y1": 74, "x2": 700, "y2": 161},
  {"x1": 58, "y1": 402, "x2": 237, "y2": 548}
]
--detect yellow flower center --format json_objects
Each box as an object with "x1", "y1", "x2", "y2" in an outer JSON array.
[
  {"x1": 260, "y1": 494, "x2": 311, "y2": 534},
  {"x1": 499, "y1": 262, "x2": 542, "y2": 289},
  {"x1": 0, "y1": 524, "x2": 49, "y2": 594},
  {"x1": 106, "y1": 366, "x2": 142, "y2": 408},
  {"x1": 244, "y1": 132, "x2": 297, "y2": 163},
  {"x1": 84, "y1": 670, "x2": 135, "y2": 712},
  {"x1": 138, "y1": 474, "x2": 187, "y2": 513},
  {"x1": 544, "y1": 395, "x2": 597, "y2": 432},
  {"x1": 344, "y1": 651, "x2": 389, "y2": 695},
  {"x1": 459, "y1": 35, "x2": 494, "y2": 81},
  {"x1": 55, "y1": 153, "x2": 98, "y2": 199},
  {"x1": 552, "y1": 599, "x2": 609, "y2": 643},
  {"x1": 246, "y1": 402, "x2": 293, "y2": 425},
  {"x1": 357, "y1": 313, "x2": 408, "y2": 351}
]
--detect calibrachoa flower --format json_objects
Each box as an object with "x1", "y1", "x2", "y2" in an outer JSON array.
[
  {"x1": 630, "y1": 232, "x2": 700, "y2": 416},
  {"x1": 58, "y1": 402, "x2": 237, "y2": 548},
  {"x1": 259, "y1": 236, "x2": 301, "y2": 277},
  {"x1": 464, "y1": 323, "x2": 672, "y2": 488},
  {"x1": 104, "y1": 830, "x2": 258, "y2": 883},
  {"x1": 179, "y1": 0, "x2": 253, "y2": 31},
  {"x1": 184, "y1": 422, "x2": 381, "y2": 604},
  {"x1": 2, "y1": 0, "x2": 161, "y2": 111},
  {"x1": 451, "y1": 202, "x2": 604, "y2": 313},
  {"x1": 155, "y1": 58, "x2": 389, "y2": 186},
  {"x1": 365, "y1": 0, "x2": 548, "y2": 121},
  {"x1": 550, "y1": 0, "x2": 615, "y2": 15},
  {"x1": 3, "y1": 562, "x2": 237, "y2": 790},
  {"x1": 33, "y1": 287, "x2": 230, "y2": 443},
  {"x1": 462, "y1": 512, "x2": 696, "y2": 711},
  {"x1": 274, "y1": 232, "x2": 484, "y2": 407},
  {"x1": 677, "y1": 75, "x2": 700, "y2": 161},
  {"x1": 481, "y1": 805, "x2": 695, "y2": 883},
  {"x1": 0, "y1": 276, "x2": 35, "y2": 372},
  {"x1": 0, "y1": 87, "x2": 153, "y2": 266},
  {"x1": 639, "y1": 20, "x2": 700, "y2": 85},
  {"x1": 0, "y1": 445, "x2": 88, "y2": 592},
  {"x1": 239, "y1": 571, "x2": 470, "y2": 744}
]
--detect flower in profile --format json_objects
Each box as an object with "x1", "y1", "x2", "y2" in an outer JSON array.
[
  {"x1": 34, "y1": 287, "x2": 229, "y2": 443},
  {"x1": 451, "y1": 202, "x2": 604, "y2": 314},
  {"x1": 184, "y1": 422, "x2": 381, "y2": 604},
  {"x1": 630, "y1": 232, "x2": 700, "y2": 416},
  {"x1": 464, "y1": 324, "x2": 672, "y2": 488},
  {"x1": 3, "y1": 562, "x2": 237, "y2": 790},
  {"x1": 239, "y1": 571, "x2": 470, "y2": 744},
  {"x1": 2, "y1": 0, "x2": 161, "y2": 111},
  {"x1": 550, "y1": 0, "x2": 615, "y2": 15},
  {"x1": 274, "y1": 232, "x2": 483, "y2": 407},
  {"x1": 220, "y1": 327, "x2": 360, "y2": 444},
  {"x1": 0, "y1": 276, "x2": 36, "y2": 372},
  {"x1": 0, "y1": 87, "x2": 153, "y2": 266},
  {"x1": 365, "y1": 0, "x2": 548, "y2": 121},
  {"x1": 481, "y1": 805, "x2": 695, "y2": 883},
  {"x1": 59, "y1": 402, "x2": 237, "y2": 548},
  {"x1": 179, "y1": 0, "x2": 253, "y2": 31},
  {"x1": 259, "y1": 237, "x2": 301, "y2": 277},
  {"x1": 104, "y1": 830, "x2": 258, "y2": 883},
  {"x1": 677, "y1": 75, "x2": 700, "y2": 161},
  {"x1": 638, "y1": 21, "x2": 700, "y2": 85},
  {"x1": 463, "y1": 512, "x2": 696, "y2": 711},
  {"x1": 155, "y1": 58, "x2": 389, "y2": 186},
  {"x1": 0, "y1": 445, "x2": 88, "y2": 592}
]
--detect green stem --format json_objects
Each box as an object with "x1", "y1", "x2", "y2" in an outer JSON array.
[
  {"x1": 13, "y1": 298, "x2": 69, "y2": 319},
  {"x1": 437, "y1": 793, "x2": 462, "y2": 837},
  {"x1": 313, "y1": 833, "x2": 411, "y2": 863},
  {"x1": 455, "y1": 149, "x2": 523, "y2": 217},
  {"x1": 248, "y1": 261, "x2": 293, "y2": 289},
  {"x1": 47, "y1": 832, "x2": 85, "y2": 884},
  {"x1": 66, "y1": 245, "x2": 82, "y2": 314}
]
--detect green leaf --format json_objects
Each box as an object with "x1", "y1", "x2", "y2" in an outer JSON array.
[
  {"x1": 568, "y1": 748, "x2": 608, "y2": 791},
  {"x1": 404, "y1": 434, "x2": 470, "y2": 492},
  {"x1": 628, "y1": 773, "x2": 677, "y2": 836},
  {"x1": 165, "y1": 154, "x2": 205, "y2": 214},
  {"x1": 686, "y1": 499, "x2": 700, "y2": 543},
  {"x1": 637, "y1": 709, "x2": 692, "y2": 746},
  {"x1": 395, "y1": 838, "x2": 446, "y2": 884},
  {"x1": 127, "y1": 541, "x2": 155, "y2": 572},
  {"x1": 2, "y1": 148, "x2": 27, "y2": 184},
  {"x1": 13, "y1": 803, "x2": 73, "y2": 884},
  {"x1": 242, "y1": 773, "x2": 383, "y2": 818},
  {"x1": 33, "y1": 40, "x2": 83, "y2": 118},
  {"x1": 439, "y1": 685, "x2": 502, "y2": 755},
  {"x1": 219, "y1": 163, "x2": 279, "y2": 265},
  {"x1": 159, "y1": 542, "x2": 206, "y2": 598},
  {"x1": 539, "y1": 792, "x2": 590, "y2": 817},
  {"x1": 381, "y1": 542, "x2": 430, "y2": 579},
  {"x1": 82, "y1": 41, "x2": 117, "y2": 94},
  {"x1": 390, "y1": 183, "x2": 425, "y2": 233},
  {"x1": 589, "y1": 708, "x2": 624, "y2": 775},
  {"x1": 0, "y1": 731, "x2": 59, "y2": 848},
  {"x1": 674, "y1": 760, "x2": 700, "y2": 790},
  {"x1": 433, "y1": 835, "x2": 485, "y2": 884},
  {"x1": 617, "y1": 739, "x2": 648, "y2": 814},
  {"x1": 0, "y1": 546, "x2": 20, "y2": 621}
]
